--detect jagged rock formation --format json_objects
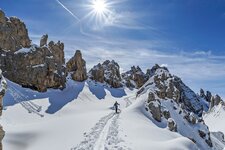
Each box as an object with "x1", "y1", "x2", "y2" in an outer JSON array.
[
  {"x1": 143, "y1": 64, "x2": 203, "y2": 115},
  {"x1": 209, "y1": 94, "x2": 223, "y2": 110},
  {"x1": 139, "y1": 64, "x2": 213, "y2": 148},
  {"x1": 66, "y1": 50, "x2": 87, "y2": 82},
  {"x1": 146, "y1": 64, "x2": 169, "y2": 77},
  {"x1": 0, "y1": 10, "x2": 30, "y2": 52},
  {"x1": 121, "y1": 66, "x2": 148, "y2": 88},
  {"x1": 199, "y1": 89, "x2": 212, "y2": 102},
  {"x1": 89, "y1": 60, "x2": 122, "y2": 88},
  {"x1": 0, "y1": 10, "x2": 67, "y2": 92},
  {"x1": 40, "y1": 34, "x2": 48, "y2": 47}
]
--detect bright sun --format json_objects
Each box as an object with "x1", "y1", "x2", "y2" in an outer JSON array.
[
  {"x1": 85, "y1": 0, "x2": 113, "y2": 26},
  {"x1": 92, "y1": 0, "x2": 107, "y2": 14}
]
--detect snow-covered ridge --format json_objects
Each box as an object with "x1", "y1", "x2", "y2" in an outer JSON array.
[{"x1": 134, "y1": 65, "x2": 222, "y2": 149}]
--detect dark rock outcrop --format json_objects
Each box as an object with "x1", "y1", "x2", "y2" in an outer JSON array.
[
  {"x1": 89, "y1": 60, "x2": 122, "y2": 88},
  {"x1": 209, "y1": 94, "x2": 223, "y2": 109},
  {"x1": 0, "y1": 10, "x2": 67, "y2": 92},
  {"x1": 0, "y1": 10, "x2": 30, "y2": 52},
  {"x1": 148, "y1": 100, "x2": 161, "y2": 122},
  {"x1": 168, "y1": 118, "x2": 177, "y2": 132},
  {"x1": 199, "y1": 89, "x2": 212, "y2": 102},
  {"x1": 66, "y1": 50, "x2": 87, "y2": 81},
  {"x1": 40, "y1": 34, "x2": 48, "y2": 47},
  {"x1": 122, "y1": 66, "x2": 148, "y2": 88},
  {"x1": 206, "y1": 91, "x2": 212, "y2": 102}
]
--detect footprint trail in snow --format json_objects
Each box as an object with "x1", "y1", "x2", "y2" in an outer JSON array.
[{"x1": 71, "y1": 97, "x2": 133, "y2": 150}]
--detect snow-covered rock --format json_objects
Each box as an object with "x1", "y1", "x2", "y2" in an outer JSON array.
[
  {"x1": 0, "y1": 10, "x2": 67, "y2": 92},
  {"x1": 136, "y1": 64, "x2": 214, "y2": 149},
  {"x1": 121, "y1": 66, "x2": 148, "y2": 89},
  {"x1": 88, "y1": 60, "x2": 122, "y2": 88}
]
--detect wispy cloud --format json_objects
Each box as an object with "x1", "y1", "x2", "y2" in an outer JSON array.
[{"x1": 103, "y1": 11, "x2": 148, "y2": 30}]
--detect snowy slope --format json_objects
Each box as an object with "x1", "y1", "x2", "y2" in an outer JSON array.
[
  {"x1": 120, "y1": 96, "x2": 197, "y2": 150},
  {"x1": 204, "y1": 104, "x2": 225, "y2": 134},
  {"x1": 0, "y1": 78, "x2": 201, "y2": 150}
]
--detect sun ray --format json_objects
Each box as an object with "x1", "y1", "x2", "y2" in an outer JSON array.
[{"x1": 82, "y1": 0, "x2": 113, "y2": 27}]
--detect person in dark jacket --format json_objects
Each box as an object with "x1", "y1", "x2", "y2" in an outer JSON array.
[{"x1": 114, "y1": 101, "x2": 120, "y2": 113}]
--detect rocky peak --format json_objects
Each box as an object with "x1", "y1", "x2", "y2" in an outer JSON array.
[
  {"x1": 122, "y1": 66, "x2": 148, "y2": 88},
  {"x1": 141, "y1": 64, "x2": 213, "y2": 148},
  {"x1": 89, "y1": 60, "x2": 122, "y2": 88},
  {"x1": 146, "y1": 64, "x2": 169, "y2": 78},
  {"x1": 0, "y1": 11, "x2": 31, "y2": 51},
  {"x1": 0, "y1": 10, "x2": 67, "y2": 92},
  {"x1": 66, "y1": 50, "x2": 87, "y2": 81},
  {"x1": 48, "y1": 40, "x2": 65, "y2": 65},
  {"x1": 139, "y1": 64, "x2": 204, "y2": 115},
  {"x1": 199, "y1": 89, "x2": 212, "y2": 102},
  {"x1": 209, "y1": 94, "x2": 223, "y2": 109},
  {"x1": 40, "y1": 34, "x2": 48, "y2": 47}
]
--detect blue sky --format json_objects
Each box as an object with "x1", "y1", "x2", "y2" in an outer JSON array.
[{"x1": 1, "y1": 0, "x2": 225, "y2": 97}]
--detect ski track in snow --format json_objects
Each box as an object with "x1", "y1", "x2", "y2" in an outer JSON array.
[
  {"x1": 71, "y1": 112, "x2": 115, "y2": 150},
  {"x1": 71, "y1": 97, "x2": 133, "y2": 150},
  {"x1": 7, "y1": 85, "x2": 44, "y2": 117},
  {"x1": 104, "y1": 114, "x2": 131, "y2": 150},
  {"x1": 124, "y1": 96, "x2": 133, "y2": 108}
]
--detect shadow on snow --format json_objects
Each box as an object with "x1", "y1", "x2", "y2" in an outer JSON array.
[{"x1": 3, "y1": 79, "x2": 126, "y2": 114}]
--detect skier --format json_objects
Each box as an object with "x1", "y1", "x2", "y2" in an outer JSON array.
[
  {"x1": 0, "y1": 69, "x2": 7, "y2": 116},
  {"x1": 114, "y1": 101, "x2": 120, "y2": 114}
]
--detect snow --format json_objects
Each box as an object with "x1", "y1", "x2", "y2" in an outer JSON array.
[
  {"x1": 0, "y1": 77, "x2": 202, "y2": 150},
  {"x1": 204, "y1": 104, "x2": 225, "y2": 134},
  {"x1": 119, "y1": 96, "x2": 197, "y2": 150},
  {"x1": 14, "y1": 44, "x2": 37, "y2": 54},
  {"x1": 32, "y1": 64, "x2": 45, "y2": 68}
]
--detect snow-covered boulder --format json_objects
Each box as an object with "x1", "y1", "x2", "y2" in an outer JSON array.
[
  {"x1": 88, "y1": 60, "x2": 122, "y2": 88},
  {"x1": 167, "y1": 118, "x2": 177, "y2": 132}
]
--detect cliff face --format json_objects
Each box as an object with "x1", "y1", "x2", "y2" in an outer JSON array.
[
  {"x1": 0, "y1": 10, "x2": 31, "y2": 52},
  {"x1": 0, "y1": 41, "x2": 67, "y2": 92},
  {"x1": 137, "y1": 65, "x2": 213, "y2": 149},
  {"x1": 0, "y1": 10, "x2": 67, "y2": 92}
]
